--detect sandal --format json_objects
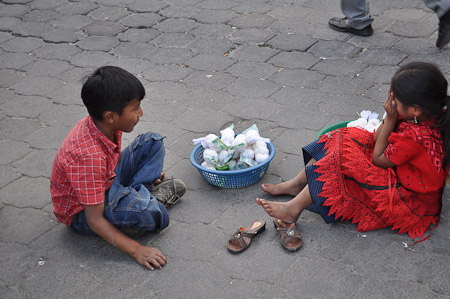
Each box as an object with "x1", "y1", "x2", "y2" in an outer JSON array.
[
  {"x1": 227, "y1": 220, "x2": 266, "y2": 254},
  {"x1": 273, "y1": 219, "x2": 303, "y2": 252}
]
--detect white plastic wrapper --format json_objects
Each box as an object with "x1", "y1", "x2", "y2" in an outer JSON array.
[
  {"x1": 255, "y1": 153, "x2": 269, "y2": 164},
  {"x1": 220, "y1": 124, "x2": 235, "y2": 147},
  {"x1": 201, "y1": 160, "x2": 216, "y2": 170},
  {"x1": 231, "y1": 134, "x2": 248, "y2": 152},
  {"x1": 243, "y1": 124, "x2": 270, "y2": 144},
  {"x1": 347, "y1": 110, "x2": 382, "y2": 133},
  {"x1": 252, "y1": 141, "x2": 269, "y2": 155},
  {"x1": 241, "y1": 148, "x2": 255, "y2": 160},
  {"x1": 203, "y1": 149, "x2": 218, "y2": 164}
]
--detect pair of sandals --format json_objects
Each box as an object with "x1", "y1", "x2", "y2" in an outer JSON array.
[{"x1": 227, "y1": 219, "x2": 303, "y2": 253}]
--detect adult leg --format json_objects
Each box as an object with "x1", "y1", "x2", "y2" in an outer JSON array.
[
  {"x1": 329, "y1": 0, "x2": 374, "y2": 36},
  {"x1": 256, "y1": 186, "x2": 313, "y2": 224},
  {"x1": 424, "y1": 0, "x2": 450, "y2": 47}
]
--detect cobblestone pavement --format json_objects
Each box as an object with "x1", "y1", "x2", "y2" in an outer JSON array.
[{"x1": 1, "y1": 0, "x2": 450, "y2": 298}]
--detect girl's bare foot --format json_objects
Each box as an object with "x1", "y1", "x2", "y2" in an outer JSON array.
[
  {"x1": 261, "y1": 181, "x2": 304, "y2": 197},
  {"x1": 256, "y1": 198, "x2": 300, "y2": 224}
]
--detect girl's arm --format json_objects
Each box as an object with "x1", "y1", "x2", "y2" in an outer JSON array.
[
  {"x1": 372, "y1": 91, "x2": 398, "y2": 169},
  {"x1": 373, "y1": 121, "x2": 383, "y2": 142}
]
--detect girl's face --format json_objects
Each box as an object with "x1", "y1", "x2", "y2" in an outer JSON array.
[{"x1": 394, "y1": 98, "x2": 416, "y2": 121}]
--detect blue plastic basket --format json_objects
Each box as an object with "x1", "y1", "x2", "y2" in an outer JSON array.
[{"x1": 190, "y1": 142, "x2": 276, "y2": 188}]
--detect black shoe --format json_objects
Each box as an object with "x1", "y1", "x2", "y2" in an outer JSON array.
[
  {"x1": 437, "y1": 10, "x2": 450, "y2": 48},
  {"x1": 328, "y1": 17, "x2": 373, "y2": 37}
]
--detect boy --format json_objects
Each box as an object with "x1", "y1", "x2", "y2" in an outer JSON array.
[{"x1": 50, "y1": 66, "x2": 185, "y2": 270}]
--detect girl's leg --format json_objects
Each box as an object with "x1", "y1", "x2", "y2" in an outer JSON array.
[
  {"x1": 256, "y1": 186, "x2": 313, "y2": 224},
  {"x1": 261, "y1": 158, "x2": 316, "y2": 196}
]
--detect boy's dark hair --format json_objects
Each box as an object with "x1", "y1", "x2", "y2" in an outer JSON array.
[
  {"x1": 81, "y1": 66, "x2": 145, "y2": 121},
  {"x1": 391, "y1": 61, "x2": 450, "y2": 166}
]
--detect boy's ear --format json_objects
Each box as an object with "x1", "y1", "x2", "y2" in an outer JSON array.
[{"x1": 102, "y1": 111, "x2": 116, "y2": 124}]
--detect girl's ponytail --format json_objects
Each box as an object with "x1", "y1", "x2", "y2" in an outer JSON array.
[{"x1": 439, "y1": 95, "x2": 450, "y2": 167}]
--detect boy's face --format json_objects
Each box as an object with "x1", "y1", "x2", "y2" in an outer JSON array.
[{"x1": 114, "y1": 98, "x2": 143, "y2": 132}]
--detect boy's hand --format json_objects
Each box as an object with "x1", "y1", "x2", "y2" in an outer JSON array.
[
  {"x1": 133, "y1": 245, "x2": 167, "y2": 270},
  {"x1": 152, "y1": 171, "x2": 165, "y2": 186}
]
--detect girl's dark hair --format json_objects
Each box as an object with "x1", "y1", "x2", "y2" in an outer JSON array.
[
  {"x1": 81, "y1": 66, "x2": 145, "y2": 120},
  {"x1": 391, "y1": 61, "x2": 450, "y2": 167}
]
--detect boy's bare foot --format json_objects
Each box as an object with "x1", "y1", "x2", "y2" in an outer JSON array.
[
  {"x1": 256, "y1": 198, "x2": 300, "y2": 224},
  {"x1": 261, "y1": 181, "x2": 303, "y2": 197}
]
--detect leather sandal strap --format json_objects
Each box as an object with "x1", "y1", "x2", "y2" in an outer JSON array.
[{"x1": 229, "y1": 230, "x2": 256, "y2": 250}]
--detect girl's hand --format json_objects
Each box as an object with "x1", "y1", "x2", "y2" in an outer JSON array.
[{"x1": 384, "y1": 90, "x2": 398, "y2": 120}]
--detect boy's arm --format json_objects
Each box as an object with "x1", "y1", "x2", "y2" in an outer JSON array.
[{"x1": 83, "y1": 204, "x2": 167, "y2": 270}]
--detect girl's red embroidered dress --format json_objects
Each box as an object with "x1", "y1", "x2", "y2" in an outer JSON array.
[{"x1": 303, "y1": 119, "x2": 447, "y2": 239}]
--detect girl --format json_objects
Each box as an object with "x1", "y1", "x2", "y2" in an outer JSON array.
[{"x1": 257, "y1": 62, "x2": 450, "y2": 241}]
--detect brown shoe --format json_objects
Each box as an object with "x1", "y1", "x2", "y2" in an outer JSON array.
[{"x1": 152, "y1": 178, "x2": 186, "y2": 206}]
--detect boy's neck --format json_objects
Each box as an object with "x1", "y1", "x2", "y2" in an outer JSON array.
[{"x1": 93, "y1": 118, "x2": 117, "y2": 143}]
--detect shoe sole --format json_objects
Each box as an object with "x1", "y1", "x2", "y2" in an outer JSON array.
[{"x1": 329, "y1": 23, "x2": 373, "y2": 37}]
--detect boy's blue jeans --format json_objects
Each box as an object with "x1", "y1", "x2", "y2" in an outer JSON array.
[{"x1": 71, "y1": 132, "x2": 169, "y2": 236}]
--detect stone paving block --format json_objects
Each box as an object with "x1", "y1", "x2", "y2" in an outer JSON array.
[
  {"x1": 51, "y1": 14, "x2": 93, "y2": 30},
  {"x1": 11, "y1": 20, "x2": 53, "y2": 38},
  {"x1": 229, "y1": 28, "x2": 276, "y2": 45},
  {"x1": 146, "y1": 47, "x2": 193, "y2": 64},
  {"x1": 222, "y1": 96, "x2": 284, "y2": 120},
  {"x1": 229, "y1": 13, "x2": 276, "y2": 29},
  {"x1": 308, "y1": 40, "x2": 361, "y2": 59},
  {"x1": 269, "y1": 68, "x2": 326, "y2": 88},
  {"x1": 186, "y1": 53, "x2": 236, "y2": 71},
  {"x1": 151, "y1": 32, "x2": 197, "y2": 48},
  {"x1": 348, "y1": 32, "x2": 402, "y2": 49},
  {"x1": 22, "y1": 59, "x2": 72, "y2": 77},
  {"x1": 0, "y1": 3, "x2": 30, "y2": 17},
  {"x1": 154, "y1": 18, "x2": 199, "y2": 33},
  {"x1": 12, "y1": 149, "x2": 55, "y2": 178},
  {"x1": 95, "y1": 0, "x2": 134, "y2": 7},
  {"x1": 10, "y1": 76, "x2": 63, "y2": 96},
  {"x1": 232, "y1": 3, "x2": 273, "y2": 14},
  {"x1": 0, "y1": 16, "x2": 22, "y2": 31},
  {"x1": 0, "y1": 206, "x2": 56, "y2": 244},
  {"x1": 225, "y1": 77, "x2": 281, "y2": 97},
  {"x1": 387, "y1": 20, "x2": 437, "y2": 38},
  {"x1": 164, "y1": 0, "x2": 202, "y2": 5},
  {"x1": 0, "y1": 95, "x2": 53, "y2": 118},
  {"x1": 219, "y1": 281, "x2": 291, "y2": 299},
  {"x1": 0, "y1": 177, "x2": 50, "y2": 208},
  {"x1": 188, "y1": 38, "x2": 235, "y2": 55},
  {"x1": 38, "y1": 104, "x2": 86, "y2": 127},
  {"x1": 88, "y1": 6, "x2": 130, "y2": 22},
  {"x1": 393, "y1": 37, "x2": 437, "y2": 55},
  {"x1": 112, "y1": 41, "x2": 157, "y2": 59},
  {"x1": 143, "y1": 81, "x2": 188, "y2": 102},
  {"x1": 401, "y1": 52, "x2": 450, "y2": 73},
  {"x1": 70, "y1": 50, "x2": 117, "y2": 67},
  {"x1": 356, "y1": 64, "x2": 398, "y2": 84},
  {"x1": 195, "y1": 0, "x2": 238, "y2": 10},
  {"x1": 1, "y1": 36, "x2": 44, "y2": 53},
  {"x1": 0, "y1": 165, "x2": 20, "y2": 188},
  {"x1": 265, "y1": 33, "x2": 317, "y2": 52},
  {"x1": 43, "y1": 28, "x2": 87, "y2": 44},
  {"x1": 160, "y1": 5, "x2": 201, "y2": 18},
  {"x1": 83, "y1": 20, "x2": 126, "y2": 36},
  {"x1": 225, "y1": 60, "x2": 278, "y2": 79},
  {"x1": 119, "y1": 12, "x2": 163, "y2": 28},
  {"x1": 113, "y1": 58, "x2": 156, "y2": 77},
  {"x1": 318, "y1": 76, "x2": 374, "y2": 96},
  {"x1": 29, "y1": 0, "x2": 67, "y2": 10},
  {"x1": 181, "y1": 88, "x2": 236, "y2": 110},
  {"x1": 267, "y1": 105, "x2": 330, "y2": 130},
  {"x1": 0, "y1": 88, "x2": 14, "y2": 104},
  {"x1": 0, "y1": 139, "x2": 30, "y2": 165},
  {"x1": 269, "y1": 4, "x2": 315, "y2": 19},
  {"x1": 172, "y1": 107, "x2": 233, "y2": 133},
  {"x1": 76, "y1": 35, "x2": 120, "y2": 51},
  {"x1": 127, "y1": 0, "x2": 168, "y2": 12},
  {"x1": 59, "y1": 66, "x2": 94, "y2": 84},
  {"x1": 0, "y1": 31, "x2": 14, "y2": 44},
  {"x1": 118, "y1": 28, "x2": 160, "y2": 43},
  {"x1": 0, "y1": 68, "x2": 26, "y2": 88},
  {"x1": 355, "y1": 48, "x2": 409, "y2": 66},
  {"x1": 228, "y1": 44, "x2": 279, "y2": 62},
  {"x1": 268, "y1": 51, "x2": 321, "y2": 69},
  {"x1": 2, "y1": 0, "x2": 33, "y2": 3},
  {"x1": 21, "y1": 9, "x2": 60, "y2": 22},
  {"x1": 141, "y1": 64, "x2": 192, "y2": 81},
  {"x1": 23, "y1": 125, "x2": 71, "y2": 150},
  {"x1": 180, "y1": 70, "x2": 236, "y2": 90},
  {"x1": 56, "y1": 1, "x2": 98, "y2": 15},
  {"x1": 311, "y1": 58, "x2": 367, "y2": 76},
  {"x1": 191, "y1": 9, "x2": 238, "y2": 24},
  {"x1": 33, "y1": 43, "x2": 82, "y2": 61},
  {"x1": 0, "y1": 242, "x2": 33, "y2": 285},
  {"x1": 352, "y1": 279, "x2": 443, "y2": 299},
  {"x1": 0, "y1": 118, "x2": 41, "y2": 141},
  {"x1": 190, "y1": 23, "x2": 234, "y2": 39},
  {"x1": 46, "y1": 82, "x2": 82, "y2": 105}
]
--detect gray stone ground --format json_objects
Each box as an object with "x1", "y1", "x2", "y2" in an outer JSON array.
[{"x1": 1, "y1": 0, "x2": 450, "y2": 298}]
